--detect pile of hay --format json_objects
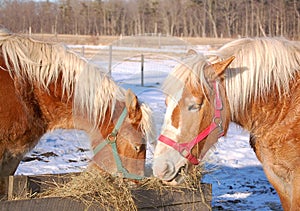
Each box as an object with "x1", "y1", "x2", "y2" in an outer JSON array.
[
  {"x1": 38, "y1": 165, "x2": 205, "y2": 211},
  {"x1": 40, "y1": 169, "x2": 136, "y2": 210}
]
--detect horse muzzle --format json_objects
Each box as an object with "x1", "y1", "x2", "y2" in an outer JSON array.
[{"x1": 152, "y1": 152, "x2": 189, "y2": 184}]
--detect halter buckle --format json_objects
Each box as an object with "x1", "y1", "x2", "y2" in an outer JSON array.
[{"x1": 179, "y1": 148, "x2": 190, "y2": 158}]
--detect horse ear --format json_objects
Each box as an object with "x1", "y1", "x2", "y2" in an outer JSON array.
[
  {"x1": 186, "y1": 49, "x2": 198, "y2": 56},
  {"x1": 125, "y1": 89, "x2": 142, "y2": 123},
  {"x1": 212, "y1": 56, "x2": 235, "y2": 77}
]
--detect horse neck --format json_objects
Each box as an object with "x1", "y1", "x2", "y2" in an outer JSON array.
[
  {"x1": 36, "y1": 82, "x2": 125, "y2": 135},
  {"x1": 33, "y1": 81, "x2": 75, "y2": 130},
  {"x1": 229, "y1": 74, "x2": 300, "y2": 136}
]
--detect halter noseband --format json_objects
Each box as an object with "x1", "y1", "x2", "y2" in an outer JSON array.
[
  {"x1": 158, "y1": 81, "x2": 224, "y2": 165},
  {"x1": 93, "y1": 107, "x2": 145, "y2": 180}
]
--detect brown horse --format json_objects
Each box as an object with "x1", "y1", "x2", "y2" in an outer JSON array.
[
  {"x1": 0, "y1": 28, "x2": 155, "y2": 181},
  {"x1": 152, "y1": 37, "x2": 300, "y2": 210}
]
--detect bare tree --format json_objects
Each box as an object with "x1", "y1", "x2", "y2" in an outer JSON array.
[
  {"x1": 205, "y1": 0, "x2": 218, "y2": 38},
  {"x1": 219, "y1": 0, "x2": 239, "y2": 37},
  {"x1": 0, "y1": 0, "x2": 298, "y2": 39}
]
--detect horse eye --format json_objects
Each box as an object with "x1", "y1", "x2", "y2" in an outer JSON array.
[
  {"x1": 188, "y1": 104, "x2": 202, "y2": 111},
  {"x1": 134, "y1": 144, "x2": 145, "y2": 152},
  {"x1": 134, "y1": 145, "x2": 141, "y2": 152}
]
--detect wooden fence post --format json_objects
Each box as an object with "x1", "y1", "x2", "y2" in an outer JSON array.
[
  {"x1": 141, "y1": 54, "x2": 144, "y2": 86},
  {"x1": 108, "y1": 45, "x2": 112, "y2": 76},
  {"x1": 81, "y1": 46, "x2": 85, "y2": 57}
]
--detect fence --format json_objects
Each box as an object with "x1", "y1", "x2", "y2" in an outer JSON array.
[{"x1": 69, "y1": 35, "x2": 199, "y2": 87}]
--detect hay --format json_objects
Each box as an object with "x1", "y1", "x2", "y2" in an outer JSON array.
[
  {"x1": 32, "y1": 164, "x2": 206, "y2": 210},
  {"x1": 40, "y1": 169, "x2": 137, "y2": 211}
]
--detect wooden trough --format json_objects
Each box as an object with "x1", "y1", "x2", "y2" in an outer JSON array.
[{"x1": 0, "y1": 173, "x2": 212, "y2": 210}]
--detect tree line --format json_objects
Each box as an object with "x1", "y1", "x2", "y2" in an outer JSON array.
[{"x1": 0, "y1": 0, "x2": 299, "y2": 39}]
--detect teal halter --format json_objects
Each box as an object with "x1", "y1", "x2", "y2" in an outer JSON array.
[{"x1": 93, "y1": 107, "x2": 145, "y2": 180}]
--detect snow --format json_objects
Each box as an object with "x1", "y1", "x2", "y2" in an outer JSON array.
[
  {"x1": 203, "y1": 125, "x2": 281, "y2": 210},
  {"x1": 15, "y1": 45, "x2": 282, "y2": 210}
]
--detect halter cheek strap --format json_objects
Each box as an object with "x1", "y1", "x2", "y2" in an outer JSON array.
[
  {"x1": 93, "y1": 108, "x2": 145, "y2": 180},
  {"x1": 93, "y1": 108, "x2": 128, "y2": 155},
  {"x1": 158, "y1": 81, "x2": 224, "y2": 165}
]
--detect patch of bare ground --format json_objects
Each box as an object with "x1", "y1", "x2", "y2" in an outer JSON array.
[
  {"x1": 28, "y1": 33, "x2": 233, "y2": 47},
  {"x1": 29, "y1": 34, "x2": 120, "y2": 45},
  {"x1": 185, "y1": 37, "x2": 234, "y2": 45}
]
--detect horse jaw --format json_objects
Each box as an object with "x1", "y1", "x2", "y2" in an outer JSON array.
[{"x1": 152, "y1": 142, "x2": 189, "y2": 184}]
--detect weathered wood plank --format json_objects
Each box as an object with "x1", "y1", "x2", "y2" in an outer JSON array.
[
  {"x1": 0, "y1": 193, "x2": 211, "y2": 211},
  {"x1": 132, "y1": 185, "x2": 211, "y2": 210},
  {"x1": 1, "y1": 173, "x2": 78, "y2": 200},
  {"x1": 0, "y1": 197, "x2": 99, "y2": 211},
  {"x1": 8, "y1": 175, "x2": 28, "y2": 200}
]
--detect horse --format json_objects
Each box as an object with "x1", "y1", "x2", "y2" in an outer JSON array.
[
  {"x1": 0, "y1": 28, "x2": 155, "y2": 185},
  {"x1": 152, "y1": 37, "x2": 300, "y2": 210}
]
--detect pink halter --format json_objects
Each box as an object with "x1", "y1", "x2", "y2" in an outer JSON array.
[{"x1": 158, "y1": 81, "x2": 224, "y2": 165}]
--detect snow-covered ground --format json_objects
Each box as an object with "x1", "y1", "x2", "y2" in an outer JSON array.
[{"x1": 16, "y1": 46, "x2": 282, "y2": 210}]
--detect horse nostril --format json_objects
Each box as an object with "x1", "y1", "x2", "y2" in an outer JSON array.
[
  {"x1": 164, "y1": 161, "x2": 174, "y2": 174},
  {"x1": 154, "y1": 160, "x2": 175, "y2": 179}
]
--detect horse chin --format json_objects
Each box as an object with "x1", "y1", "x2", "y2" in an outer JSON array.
[{"x1": 162, "y1": 164, "x2": 188, "y2": 186}]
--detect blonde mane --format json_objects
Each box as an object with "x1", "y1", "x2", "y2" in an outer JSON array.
[
  {"x1": 162, "y1": 54, "x2": 210, "y2": 104},
  {"x1": 0, "y1": 28, "x2": 154, "y2": 140},
  {"x1": 209, "y1": 37, "x2": 300, "y2": 116},
  {"x1": 164, "y1": 37, "x2": 300, "y2": 120}
]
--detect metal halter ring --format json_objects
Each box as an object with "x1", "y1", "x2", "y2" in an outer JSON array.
[
  {"x1": 213, "y1": 117, "x2": 222, "y2": 126},
  {"x1": 107, "y1": 133, "x2": 117, "y2": 143}
]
